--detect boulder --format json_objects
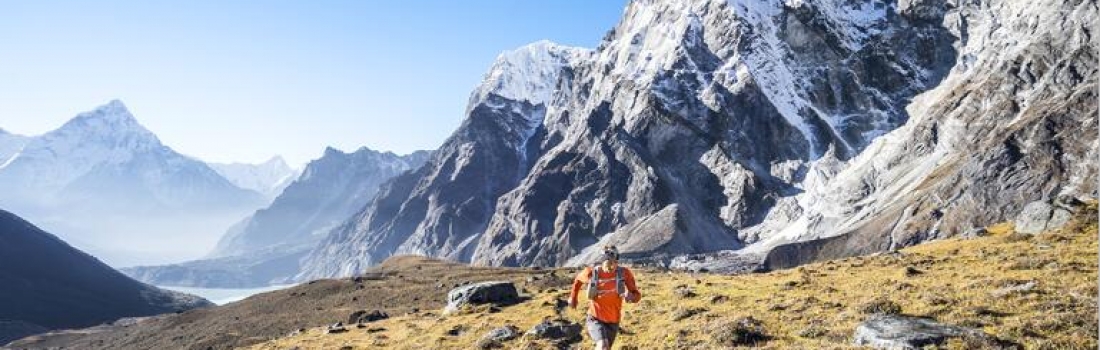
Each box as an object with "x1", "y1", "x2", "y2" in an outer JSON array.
[
  {"x1": 325, "y1": 322, "x2": 347, "y2": 334},
  {"x1": 444, "y1": 281, "x2": 519, "y2": 314},
  {"x1": 525, "y1": 319, "x2": 581, "y2": 342},
  {"x1": 853, "y1": 315, "x2": 1002, "y2": 349},
  {"x1": 483, "y1": 325, "x2": 521, "y2": 342},
  {"x1": 348, "y1": 310, "x2": 389, "y2": 324},
  {"x1": 1015, "y1": 200, "x2": 1075, "y2": 234}
]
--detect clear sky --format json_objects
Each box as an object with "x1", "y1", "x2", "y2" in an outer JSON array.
[{"x1": 0, "y1": 1, "x2": 626, "y2": 166}]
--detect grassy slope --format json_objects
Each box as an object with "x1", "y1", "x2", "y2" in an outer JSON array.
[{"x1": 248, "y1": 206, "x2": 1097, "y2": 350}]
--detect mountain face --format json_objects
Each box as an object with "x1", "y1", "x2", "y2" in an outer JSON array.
[
  {"x1": 298, "y1": 0, "x2": 1096, "y2": 279},
  {"x1": 753, "y1": 0, "x2": 1098, "y2": 269},
  {"x1": 209, "y1": 156, "x2": 299, "y2": 201},
  {"x1": 0, "y1": 129, "x2": 29, "y2": 168},
  {"x1": 0, "y1": 100, "x2": 267, "y2": 266},
  {"x1": 0, "y1": 209, "x2": 210, "y2": 345},
  {"x1": 123, "y1": 147, "x2": 430, "y2": 287}
]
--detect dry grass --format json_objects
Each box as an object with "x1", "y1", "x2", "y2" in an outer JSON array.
[{"x1": 247, "y1": 205, "x2": 1097, "y2": 350}]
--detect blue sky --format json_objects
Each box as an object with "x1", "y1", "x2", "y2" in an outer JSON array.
[{"x1": 0, "y1": 1, "x2": 626, "y2": 166}]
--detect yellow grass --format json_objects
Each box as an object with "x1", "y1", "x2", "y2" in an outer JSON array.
[{"x1": 246, "y1": 206, "x2": 1097, "y2": 350}]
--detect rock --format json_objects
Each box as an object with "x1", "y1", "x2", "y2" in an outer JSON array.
[
  {"x1": 348, "y1": 310, "x2": 389, "y2": 324},
  {"x1": 444, "y1": 281, "x2": 520, "y2": 314},
  {"x1": 902, "y1": 266, "x2": 923, "y2": 277},
  {"x1": 1015, "y1": 200, "x2": 1075, "y2": 234},
  {"x1": 991, "y1": 281, "x2": 1037, "y2": 298},
  {"x1": 670, "y1": 307, "x2": 707, "y2": 321},
  {"x1": 483, "y1": 325, "x2": 521, "y2": 342},
  {"x1": 964, "y1": 227, "x2": 988, "y2": 238},
  {"x1": 326, "y1": 322, "x2": 347, "y2": 334},
  {"x1": 366, "y1": 327, "x2": 385, "y2": 333},
  {"x1": 853, "y1": 315, "x2": 1004, "y2": 349},
  {"x1": 445, "y1": 325, "x2": 466, "y2": 336},
  {"x1": 672, "y1": 285, "x2": 697, "y2": 298},
  {"x1": 525, "y1": 319, "x2": 582, "y2": 342}
]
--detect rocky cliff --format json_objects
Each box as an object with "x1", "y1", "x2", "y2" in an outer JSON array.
[{"x1": 298, "y1": 0, "x2": 1096, "y2": 279}]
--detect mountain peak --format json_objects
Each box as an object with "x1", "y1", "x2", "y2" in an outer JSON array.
[
  {"x1": 58, "y1": 100, "x2": 157, "y2": 142},
  {"x1": 472, "y1": 40, "x2": 592, "y2": 106}
]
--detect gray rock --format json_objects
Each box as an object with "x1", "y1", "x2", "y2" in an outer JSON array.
[
  {"x1": 991, "y1": 281, "x2": 1037, "y2": 298},
  {"x1": 1015, "y1": 201, "x2": 1072, "y2": 234},
  {"x1": 853, "y1": 315, "x2": 999, "y2": 349},
  {"x1": 443, "y1": 281, "x2": 519, "y2": 314},
  {"x1": 348, "y1": 310, "x2": 388, "y2": 324},
  {"x1": 482, "y1": 325, "x2": 521, "y2": 343},
  {"x1": 325, "y1": 322, "x2": 347, "y2": 334},
  {"x1": 525, "y1": 319, "x2": 581, "y2": 342}
]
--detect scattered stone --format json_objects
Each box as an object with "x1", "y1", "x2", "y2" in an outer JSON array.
[
  {"x1": 707, "y1": 317, "x2": 769, "y2": 346},
  {"x1": 366, "y1": 327, "x2": 386, "y2": 333},
  {"x1": 853, "y1": 315, "x2": 1007, "y2": 349},
  {"x1": 338, "y1": 346, "x2": 353, "y2": 350},
  {"x1": 673, "y1": 285, "x2": 697, "y2": 298},
  {"x1": 710, "y1": 295, "x2": 730, "y2": 304},
  {"x1": 444, "y1": 281, "x2": 520, "y2": 314},
  {"x1": 903, "y1": 266, "x2": 923, "y2": 277},
  {"x1": 481, "y1": 325, "x2": 521, "y2": 347},
  {"x1": 326, "y1": 322, "x2": 347, "y2": 334},
  {"x1": 445, "y1": 325, "x2": 466, "y2": 336},
  {"x1": 798, "y1": 322, "x2": 828, "y2": 339},
  {"x1": 991, "y1": 281, "x2": 1037, "y2": 298},
  {"x1": 348, "y1": 310, "x2": 389, "y2": 324},
  {"x1": 525, "y1": 319, "x2": 582, "y2": 342}
]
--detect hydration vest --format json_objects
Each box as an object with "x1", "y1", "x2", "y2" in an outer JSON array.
[{"x1": 586, "y1": 265, "x2": 626, "y2": 299}]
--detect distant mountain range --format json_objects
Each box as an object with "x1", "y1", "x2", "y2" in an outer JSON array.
[
  {"x1": 123, "y1": 147, "x2": 429, "y2": 287},
  {"x1": 209, "y1": 156, "x2": 300, "y2": 201},
  {"x1": 0, "y1": 209, "x2": 210, "y2": 345},
  {"x1": 0, "y1": 101, "x2": 272, "y2": 266}
]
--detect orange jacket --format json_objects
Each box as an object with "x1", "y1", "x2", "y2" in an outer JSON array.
[{"x1": 570, "y1": 265, "x2": 641, "y2": 324}]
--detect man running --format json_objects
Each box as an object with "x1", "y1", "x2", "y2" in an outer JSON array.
[{"x1": 569, "y1": 245, "x2": 642, "y2": 350}]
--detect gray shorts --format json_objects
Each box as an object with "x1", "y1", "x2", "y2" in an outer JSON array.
[{"x1": 586, "y1": 315, "x2": 619, "y2": 344}]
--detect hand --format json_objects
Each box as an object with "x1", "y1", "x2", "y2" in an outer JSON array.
[{"x1": 624, "y1": 292, "x2": 639, "y2": 303}]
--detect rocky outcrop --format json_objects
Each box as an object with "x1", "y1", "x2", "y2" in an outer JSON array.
[
  {"x1": 525, "y1": 319, "x2": 582, "y2": 343},
  {"x1": 760, "y1": 0, "x2": 1097, "y2": 269},
  {"x1": 444, "y1": 281, "x2": 521, "y2": 314},
  {"x1": 1014, "y1": 198, "x2": 1080, "y2": 234},
  {"x1": 853, "y1": 315, "x2": 1008, "y2": 349}
]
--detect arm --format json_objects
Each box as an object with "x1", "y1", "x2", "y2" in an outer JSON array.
[
  {"x1": 624, "y1": 267, "x2": 642, "y2": 303},
  {"x1": 569, "y1": 267, "x2": 589, "y2": 309}
]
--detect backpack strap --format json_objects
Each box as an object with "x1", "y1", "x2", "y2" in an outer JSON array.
[
  {"x1": 615, "y1": 267, "x2": 626, "y2": 296},
  {"x1": 586, "y1": 265, "x2": 599, "y2": 299}
]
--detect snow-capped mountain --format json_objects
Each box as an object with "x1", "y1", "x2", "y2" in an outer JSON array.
[
  {"x1": 209, "y1": 156, "x2": 300, "y2": 200},
  {"x1": 0, "y1": 128, "x2": 29, "y2": 169},
  {"x1": 297, "y1": 0, "x2": 1096, "y2": 279},
  {"x1": 123, "y1": 147, "x2": 430, "y2": 287},
  {"x1": 0, "y1": 100, "x2": 267, "y2": 266}
]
